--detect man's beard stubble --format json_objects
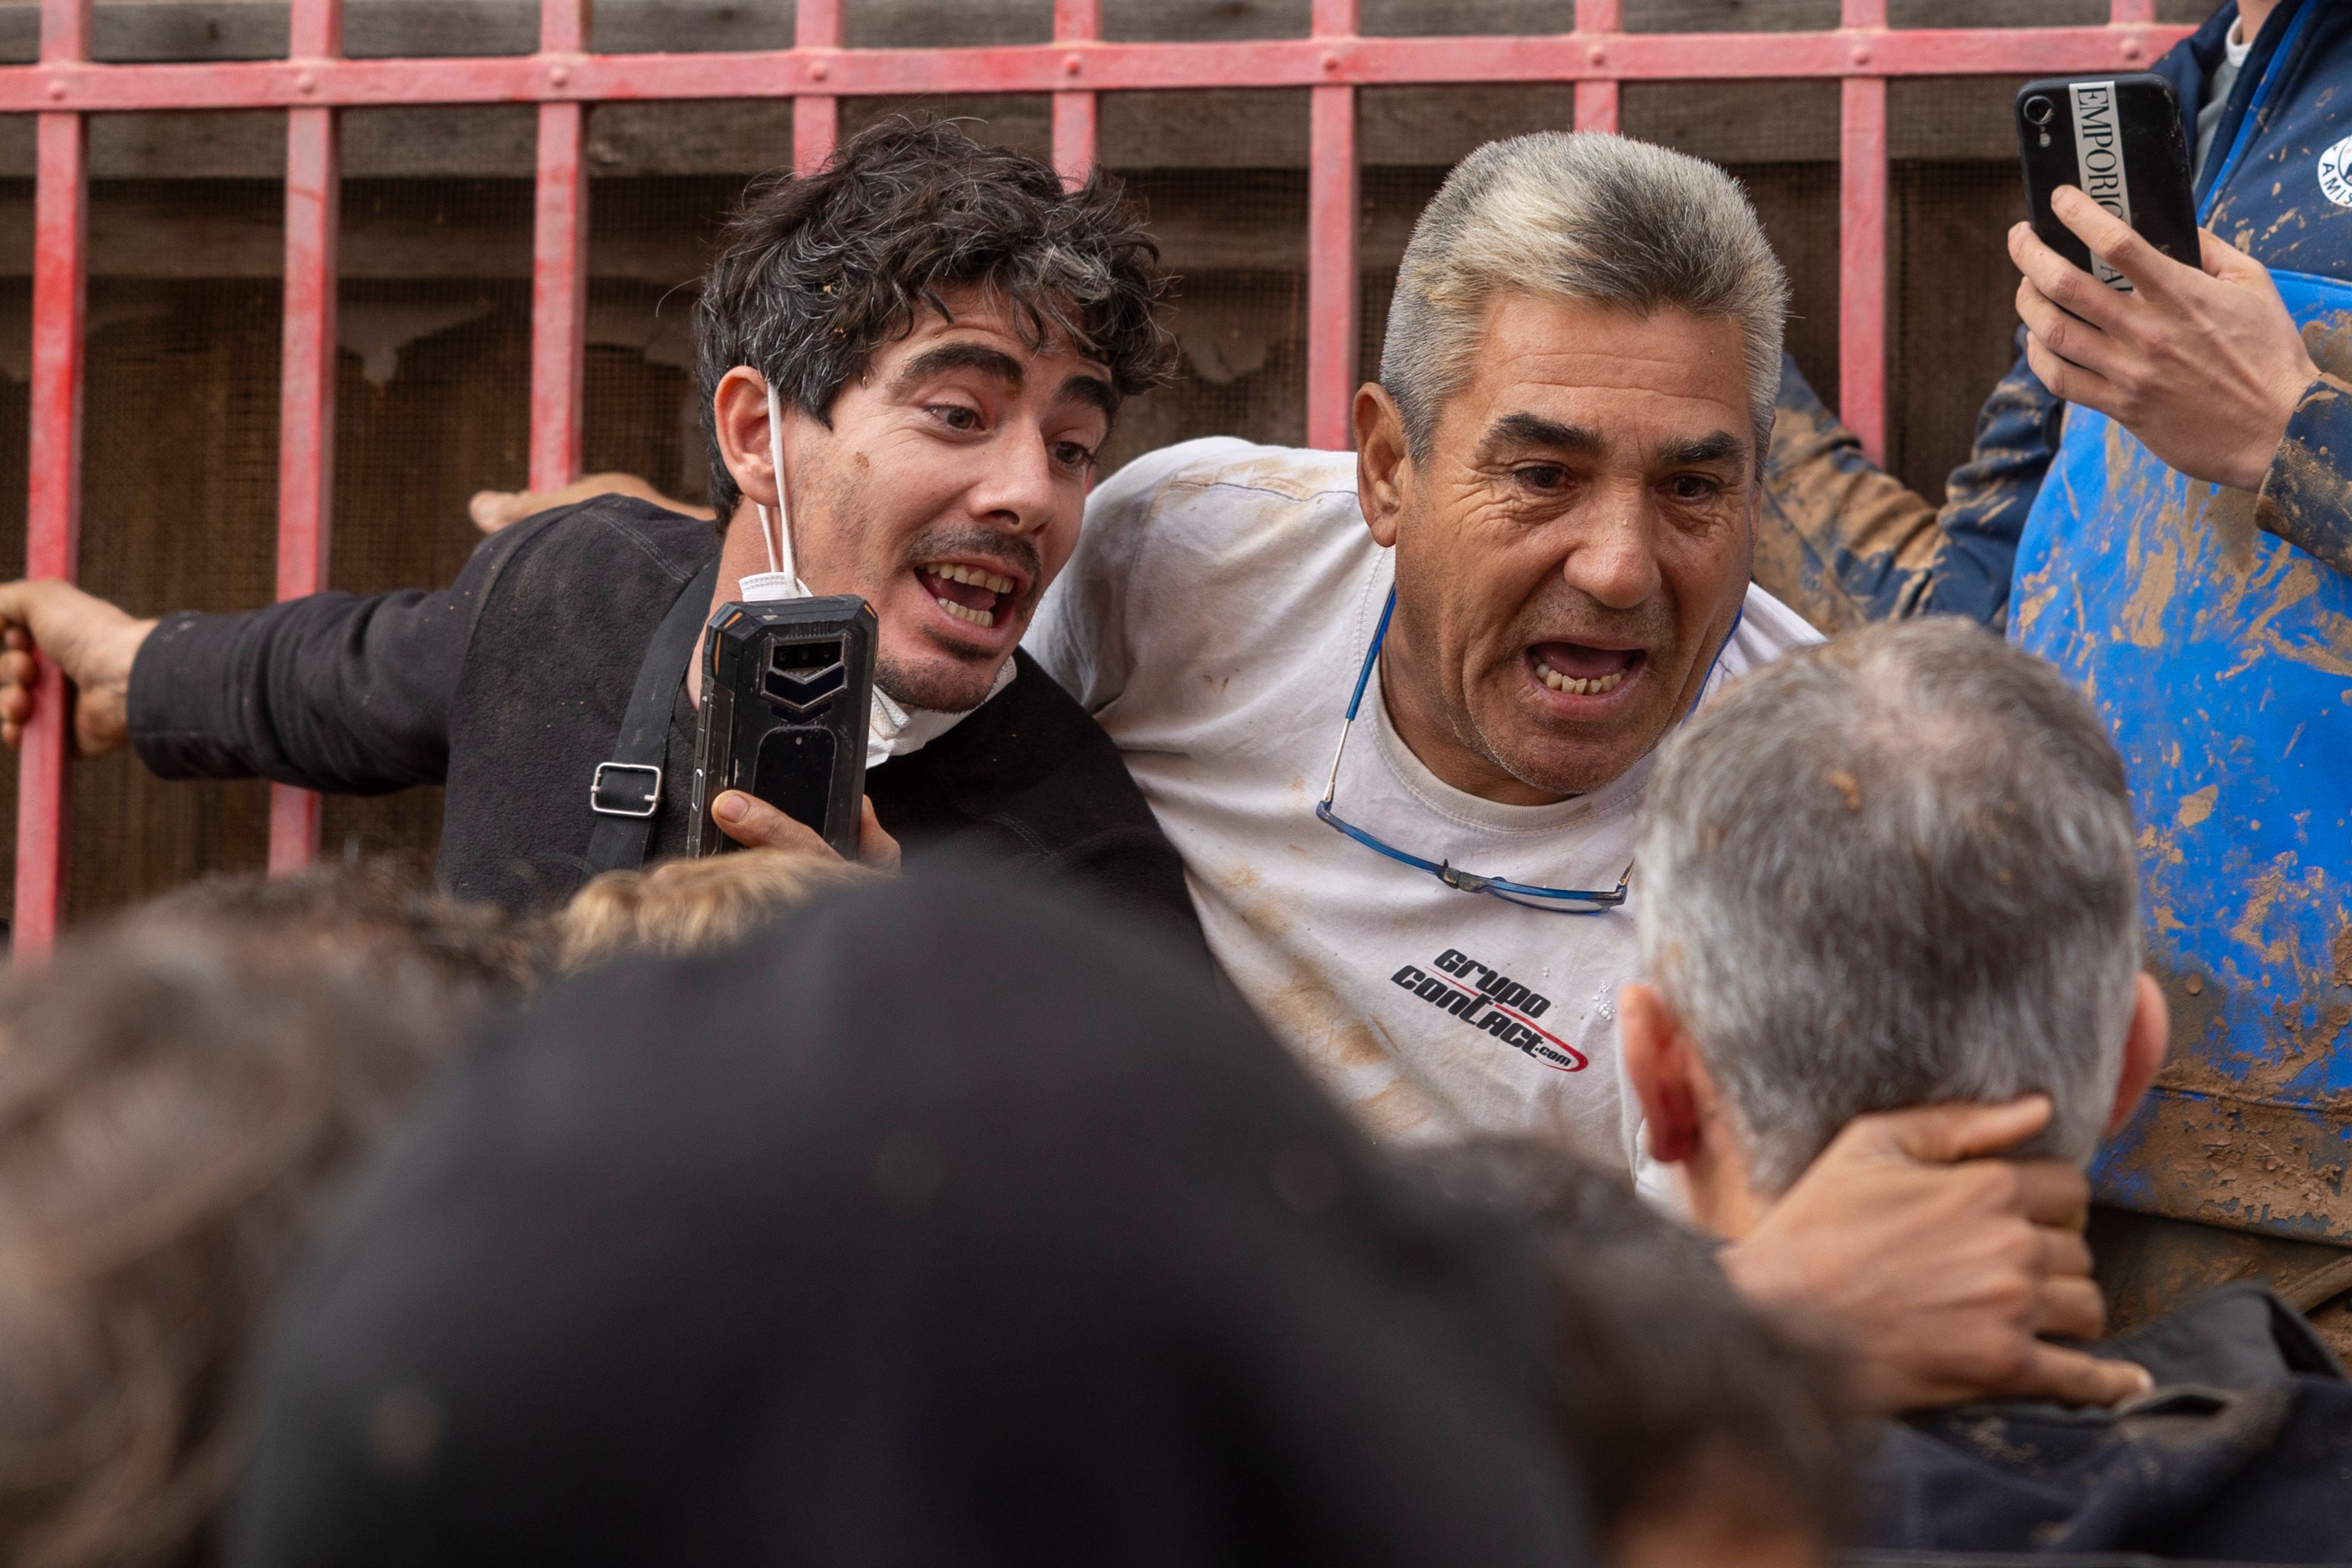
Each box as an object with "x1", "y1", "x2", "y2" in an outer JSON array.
[
  {"x1": 876, "y1": 521, "x2": 1044, "y2": 714},
  {"x1": 1457, "y1": 585, "x2": 1683, "y2": 797}
]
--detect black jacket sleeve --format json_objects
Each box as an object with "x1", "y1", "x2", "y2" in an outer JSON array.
[{"x1": 126, "y1": 519, "x2": 533, "y2": 794}]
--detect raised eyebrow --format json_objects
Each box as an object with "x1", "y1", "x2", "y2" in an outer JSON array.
[
  {"x1": 1479, "y1": 411, "x2": 1607, "y2": 462},
  {"x1": 888, "y1": 342, "x2": 1027, "y2": 398},
  {"x1": 1655, "y1": 430, "x2": 1747, "y2": 469}
]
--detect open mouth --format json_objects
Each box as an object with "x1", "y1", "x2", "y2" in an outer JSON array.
[
  {"x1": 1529, "y1": 641, "x2": 1643, "y2": 698},
  {"x1": 916, "y1": 560, "x2": 1022, "y2": 631}
]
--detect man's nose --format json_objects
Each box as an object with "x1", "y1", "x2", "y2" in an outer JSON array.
[
  {"x1": 967, "y1": 423, "x2": 1062, "y2": 534},
  {"x1": 1559, "y1": 483, "x2": 1660, "y2": 610}
]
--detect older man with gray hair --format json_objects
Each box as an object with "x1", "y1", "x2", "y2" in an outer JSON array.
[
  {"x1": 1623, "y1": 620, "x2": 2352, "y2": 1556},
  {"x1": 1621, "y1": 614, "x2": 2169, "y2": 1285},
  {"x1": 1031, "y1": 131, "x2": 2147, "y2": 1409}
]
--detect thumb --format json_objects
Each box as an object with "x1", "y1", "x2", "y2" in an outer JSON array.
[
  {"x1": 1875, "y1": 1095, "x2": 2055, "y2": 1164},
  {"x1": 2199, "y1": 227, "x2": 2269, "y2": 287}
]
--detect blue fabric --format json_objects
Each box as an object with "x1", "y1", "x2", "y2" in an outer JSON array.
[
  {"x1": 2013, "y1": 262, "x2": 2352, "y2": 1242},
  {"x1": 1761, "y1": 0, "x2": 2351, "y2": 634},
  {"x1": 1761, "y1": 0, "x2": 2352, "y2": 1243}
]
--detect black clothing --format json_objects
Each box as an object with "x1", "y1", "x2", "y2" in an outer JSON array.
[
  {"x1": 234, "y1": 872, "x2": 1594, "y2": 1567},
  {"x1": 127, "y1": 497, "x2": 1199, "y2": 936},
  {"x1": 1866, "y1": 1283, "x2": 2352, "y2": 1562}
]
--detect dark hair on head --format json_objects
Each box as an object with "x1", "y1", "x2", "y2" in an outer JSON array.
[
  {"x1": 693, "y1": 115, "x2": 1178, "y2": 524},
  {"x1": 1414, "y1": 1140, "x2": 1856, "y2": 1554}
]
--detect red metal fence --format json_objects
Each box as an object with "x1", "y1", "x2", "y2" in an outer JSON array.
[{"x1": 4, "y1": 0, "x2": 2194, "y2": 956}]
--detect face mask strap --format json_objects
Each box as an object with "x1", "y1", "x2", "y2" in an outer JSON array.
[{"x1": 753, "y1": 379, "x2": 797, "y2": 586}]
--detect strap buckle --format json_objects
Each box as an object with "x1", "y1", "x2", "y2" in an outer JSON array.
[{"x1": 589, "y1": 761, "x2": 663, "y2": 820}]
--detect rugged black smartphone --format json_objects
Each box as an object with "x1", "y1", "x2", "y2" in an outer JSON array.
[
  {"x1": 2017, "y1": 74, "x2": 2198, "y2": 291},
  {"x1": 689, "y1": 594, "x2": 878, "y2": 859}
]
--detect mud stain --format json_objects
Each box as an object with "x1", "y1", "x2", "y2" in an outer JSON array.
[
  {"x1": 1825, "y1": 767, "x2": 1861, "y2": 810},
  {"x1": 2119, "y1": 532, "x2": 2179, "y2": 648},
  {"x1": 2175, "y1": 785, "x2": 2218, "y2": 830}
]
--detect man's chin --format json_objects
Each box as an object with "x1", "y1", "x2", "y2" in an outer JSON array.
[
  {"x1": 1485, "y1": 712, "x2": 1673, "y2": 797},
  {"x1": 876, "y1": 650, "x2": 1009, "y2": 715}
]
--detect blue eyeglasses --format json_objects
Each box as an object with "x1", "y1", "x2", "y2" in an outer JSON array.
[{"x1": 1315, "y1": 589, "x2": 1632, "y2": 915}]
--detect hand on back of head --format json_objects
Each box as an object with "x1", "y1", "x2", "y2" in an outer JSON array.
[{"x1": 1623, "y1": 617, "x2": 2170, "y2": 1411}]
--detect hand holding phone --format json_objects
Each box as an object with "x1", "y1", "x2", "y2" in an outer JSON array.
[
  {"x1": 2016, "y1": 74, "x2": 2197, "y2": 292},
  {"x1": 2007, "y1": 77, "x2": 2318, "y2": 492},
  {"x1": 690, "y1": 595, "x2": 879, "y2": 859}
]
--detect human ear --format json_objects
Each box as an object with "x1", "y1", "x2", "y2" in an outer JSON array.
[
  {"x1": 2105, "y1": 971, "x2": 2172, "y2": 1136},
  {"x1": 1354, "y1": 382, "x2": 1411, "y2": 549},
  {"x1": 712, "y1": 366, "x2": 782, "y2": 511},
  {"x1": 1620, "y1": 983, "x2": 1703, "y2": 1163}
]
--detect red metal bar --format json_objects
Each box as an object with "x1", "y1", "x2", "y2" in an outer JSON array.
[
  {"x1": 527, "y1": 0, "x2": 590, "y2": 491},
  {"x1": 1841, "y1": 0, "x2": 1889, "y2": 464},
  {"x1": 269, "y1": 0, "x2": 342, "y2": 873},
  {"x1": 38, "y1": 0, "x2": 86, "y2": 64},
  {"x1": 0, "y1": 28, "x2": 2196, "y2": 113},
  {"x1": 1052, "y1": 0, "x2": 1100, "y2": 187},
  {"x1": 794, "y1": 0, "x2": 840, "y2": 178},
  {"x1": 1574, "y1": 0, "x2": 1620, "y2": 136},
  {"x1": 1306, "y1": 0, "x2": 1358, "y2": 451},
  {"x1": 17, "y1": 0, "x2": 89, "y2": 957},
  {"x1": 530, "y1": 101, "x2": 587, "y2": 491}
]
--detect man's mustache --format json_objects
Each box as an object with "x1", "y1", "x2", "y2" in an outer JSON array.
[
  {"x1": 1512, "y1": 587, "x2": 1676, "y2": 652},
  {"x1": 900, "y1": 526, "x2": 1045, "y2": 606}
]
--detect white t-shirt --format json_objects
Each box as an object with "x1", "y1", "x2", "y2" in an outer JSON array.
[{"x1": 1028, "y1": 438, "x2": 1820, "y2": 1172}]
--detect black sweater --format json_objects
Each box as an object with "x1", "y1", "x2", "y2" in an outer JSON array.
[{"x1": 127, "y1": 496, "x2": 1202, "y2": 940}]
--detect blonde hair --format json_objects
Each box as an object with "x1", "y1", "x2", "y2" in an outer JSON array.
[{"x1": 552, "y1": 850, "x2": 879, "y2": 972}]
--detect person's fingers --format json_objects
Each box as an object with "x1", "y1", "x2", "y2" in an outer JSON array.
[
  {"x1": 2, "y1": 624, "x2": 28, "y2": 652},
  {"x1": 2011, "y1": 1159, "x2": 2094, "y2": 1229},
  {"x1": 854, "y1": 797, "x2": 902, "y2": 873},
  {"x1": 2009, "y1": 215, "x2": 2130, "y2": 332},
  {"x1": 0, "y1": 648, "x2": 36, "y2": 687},
  {"x1": 2032, "y1": 1274, "x2": 2109, "y2": 1343},
  {"x1": 711, "y1": 790, "x2": 840, "y2": 859},
  {"x1": 2015, "y1": 274, "x2": 2130, "y2": 380},
  {"x1": 2024, "y1": 331, "x2": 2109, "y2": 410},
  {"x1": 2049, "y1": 184, "x2": 2180, "y2": 296},
  {"x1": 0, "y1": 684, "x2": 31, "y2": 723},
  {"x1": 467, "y1": 489, "x2": 519, "y2": 535},
  {"x1": 2033, "y1": 1219, "x2": 2095, "y2": 1280},
  {"x1": 2009, "y1": 1342, "x2": 2154, "y2": 1409},
  {"x1": 1873, "y1": 1095, "x2": 2055, "y2": 1164}
]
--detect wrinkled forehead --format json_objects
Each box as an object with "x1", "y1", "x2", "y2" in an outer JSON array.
[{"x1": 1445, "y1": 291, "x2": 1754, "y2": 458}]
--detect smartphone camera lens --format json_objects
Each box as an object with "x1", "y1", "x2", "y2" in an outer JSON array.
[{"x1": 2022, "y1": 95, "x2": 2055, "y2": 127}]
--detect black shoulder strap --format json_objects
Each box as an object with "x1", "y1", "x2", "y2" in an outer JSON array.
[{"x1": 584, "y1": 559, "x2": 723, "y2": 875}]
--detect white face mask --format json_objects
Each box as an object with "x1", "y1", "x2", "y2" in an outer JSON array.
[{"x1": 733, "y1": 379, "x2": 1015, "y2": 766}]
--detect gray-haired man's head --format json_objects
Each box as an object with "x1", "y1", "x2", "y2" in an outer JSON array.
[
  {"x1": 1379, "y1": 131, "x2": 1790, "y2": 467},
  {"x1": 1353, "y1": 134, "x2": 1797, "y2": 809},
  {"x1": 1627, "y1": 619, "x2": 2160, "y2": 1199}
]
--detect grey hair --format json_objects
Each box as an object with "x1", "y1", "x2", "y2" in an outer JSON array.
[
  {"x1": 1634, "y1": 619, "x2": 2143, "y2": 1195},
  {"x1": 1379, "y1": 132, "x2": 1790, "y2": 466}
]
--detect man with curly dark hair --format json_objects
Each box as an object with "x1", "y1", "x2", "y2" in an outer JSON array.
[{"x1": 0, "y1": 119, "x2": 1198, "y2": 933}]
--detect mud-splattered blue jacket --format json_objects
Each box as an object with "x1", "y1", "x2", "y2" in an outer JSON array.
[
  {"x1": 1758, "y1": 0, "x2": 2352, "y2": 1246},
  {"x1": 1762, "y1": 1, "x2": 2352, "y2": 633}
]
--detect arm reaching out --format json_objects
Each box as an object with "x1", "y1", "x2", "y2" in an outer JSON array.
[
  {"x1": 0, "y1": 579, "x2": 157, "y2": 754},
  {"x1": 1721, "y1": 1096, "x2": 2152, "y2": 1413}
]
